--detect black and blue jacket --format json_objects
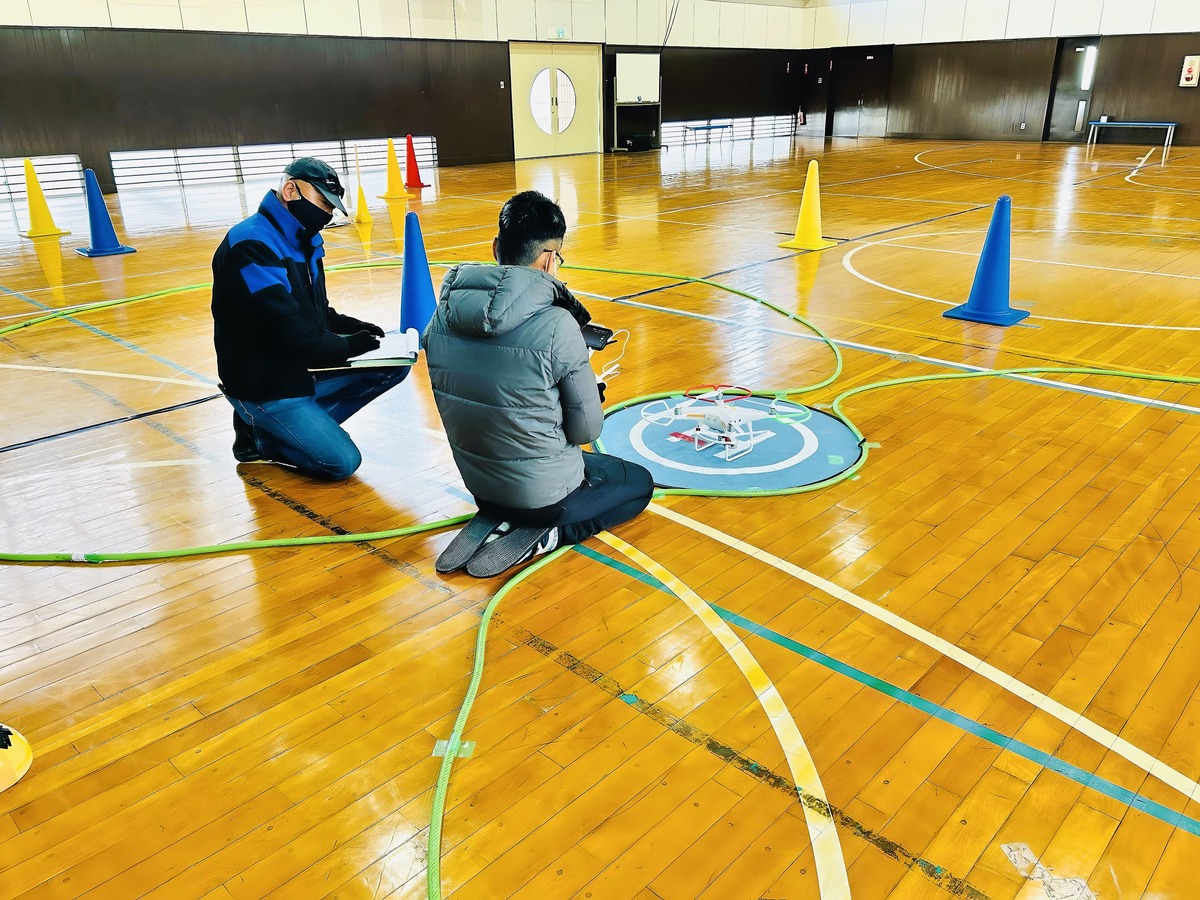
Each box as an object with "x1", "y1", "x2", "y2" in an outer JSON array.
[{"x1": 211, "y1": 191, "x2": 372, "y2": 401}]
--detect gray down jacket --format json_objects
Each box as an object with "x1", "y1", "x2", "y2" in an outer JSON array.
[{"x1": 423, "y1": 263, "x2": 603, "y2": 509}]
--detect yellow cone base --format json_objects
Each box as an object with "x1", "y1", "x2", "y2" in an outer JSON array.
[
  {"x1": 23, "y1": 227, "x2": 69, "y2": 238},
  {"x1": 0, "y1": 725, "x2": 33, "y2": 792},
  {"x1": 779, "y1": 237, "x2": 837, "y2": 251}
]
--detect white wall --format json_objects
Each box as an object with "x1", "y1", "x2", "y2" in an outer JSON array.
[{"x1": 3, "y1": 0, "x2": 1196, "y2": 48}]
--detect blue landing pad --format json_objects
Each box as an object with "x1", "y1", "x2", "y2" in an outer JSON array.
[{"x1": 597, "y1": 395, "x2": 863, "y2": 492}]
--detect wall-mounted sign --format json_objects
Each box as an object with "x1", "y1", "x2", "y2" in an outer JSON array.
[{"x1": 1182, "y1": 56, "x2": 1199, "y2": 88}]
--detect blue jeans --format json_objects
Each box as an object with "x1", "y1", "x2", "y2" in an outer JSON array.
[{"x1": 227, "y1": 367, "x2": 409, "y2": 480}]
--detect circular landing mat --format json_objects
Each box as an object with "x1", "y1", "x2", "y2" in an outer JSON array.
[{"x1": 599, "y1": 394, "x2": 863, "y2": 491}]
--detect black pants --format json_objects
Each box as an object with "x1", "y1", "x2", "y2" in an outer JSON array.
[{"x1": 476, "y1": 451, "x2": 654, "y2": 545}]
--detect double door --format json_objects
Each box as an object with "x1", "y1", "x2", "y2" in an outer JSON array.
[
  {"x1": 509, "y1": 43, "x2": 602, "y2": 159},
  {"x1": 828, "y1": 47, "x2": 893, "y2": 138}
]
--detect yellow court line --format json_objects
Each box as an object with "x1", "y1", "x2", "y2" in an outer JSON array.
[
  {"x1": 595, "y1": 531, "x2": 851, "y2": 900},
  {"x1": 0, "y1": 363, "x2": 214, "y2": 388},
  {"x1": 648, "y1": 502, "x2": 1200, "y2": 804}
]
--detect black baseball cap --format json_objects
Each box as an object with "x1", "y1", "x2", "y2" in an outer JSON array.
[{"x1": 284, "y1": 157, "x2": 347, "y2": 213}]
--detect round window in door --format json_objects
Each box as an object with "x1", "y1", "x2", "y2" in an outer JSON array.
[
  {"x1": 529, "y1": 67, "x2": 577, "y2": 135},
  {"x1": 530, "y1": 68, "x2": 553, "y2": 134},
  {"x1": 555, "y1": 69, "x2": 576, "y2": 132}
]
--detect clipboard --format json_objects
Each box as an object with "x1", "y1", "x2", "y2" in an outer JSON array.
[{"x1": 310, "y1": 328, "x2": 421, "y2": 372}]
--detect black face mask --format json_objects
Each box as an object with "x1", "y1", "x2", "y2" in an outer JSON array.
[{"x1": 286, "y1": 195, "x2": 334, "y2": 234}]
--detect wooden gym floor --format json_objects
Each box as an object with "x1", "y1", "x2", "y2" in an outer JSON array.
[{"x1": 3, "y1": 136, "x2": 1200, "y2": 899}]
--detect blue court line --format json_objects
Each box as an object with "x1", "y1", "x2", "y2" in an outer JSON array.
[
  {"x1": 572, "y1": 544, "x2": 1200, "y2": 838},
  {"x1": 0, "y1": 281, "x2": 215, "y2": 384}
]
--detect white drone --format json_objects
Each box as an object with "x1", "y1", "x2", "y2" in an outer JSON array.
[{"x1": 640, "y1": 387, "x2": 779, "y2": 461}]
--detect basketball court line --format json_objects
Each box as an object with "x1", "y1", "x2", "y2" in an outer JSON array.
[
  {"x1": 0, "y1": 281, "x2": 212, "y2": 382},
  {"x1": 595, "y1": 531, "x2": 851, "y2": 900},
  {"x1": 572, "y1": 545, "x2": 1200, "y2": 839},
  {"x1": 842, "y1": 230, "x2": 1200, "y2": 331},
  {"x1": 647, "y1": 502, "x2": 1200, "y2": 805},
  {"x1": 581, "y1": 291, "x2": 1200, "y2": 415},
  {"x1": 0, "y1": 363, "x2": 213, "y2": 387}
]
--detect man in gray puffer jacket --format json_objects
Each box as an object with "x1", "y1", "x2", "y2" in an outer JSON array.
[{"x1": 425, "y1": 191, "x2": 654, "y2": 577}]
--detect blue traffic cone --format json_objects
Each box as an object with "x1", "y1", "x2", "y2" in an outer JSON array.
[
  {"x1": 400, "y1": 211, "x2": 436, "y2": 334},
  {"x1": 76, "y1": 169, "x2": 135, "y2": 257},
  {"x1": 943, "y1": 196, "x2": 1027, "y2": 326}
]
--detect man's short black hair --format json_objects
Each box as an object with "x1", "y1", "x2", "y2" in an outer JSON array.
[{"x1": 496, "y1": 190, "x2": 566, "y2": 266}]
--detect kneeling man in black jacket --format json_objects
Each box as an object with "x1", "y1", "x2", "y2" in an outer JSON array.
[{"x1": 211, "y1": 157, "x2": 407, "y2": 480}]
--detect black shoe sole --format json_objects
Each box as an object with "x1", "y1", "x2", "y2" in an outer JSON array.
[
  {"x1": 435, "y1": 514, "x2": 502, "y2": 574},
  {"x1": 465, "y1": 527, "x2": 548, "y2": 578}
]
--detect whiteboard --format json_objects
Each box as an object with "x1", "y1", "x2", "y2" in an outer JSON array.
[{"x1": 616, "y1": 53, "x2": 660, "y2": 104}]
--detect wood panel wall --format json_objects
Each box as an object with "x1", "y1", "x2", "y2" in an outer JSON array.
[
  {"x1": 885, "y1": 38, "x2": 1058, "y2": 141},
  {"x1": 2, "y1": 25, "x2": 1197, "y2": 193},
  {"x1": 0, "y1": 26, "x2": 514, "y2": 191},
  {"x1": 1090, "y1": 32, "x2": 1200, "y2": 146},
  {"x1": 602, "y1": 45, "x2": 810, "y2": 149}
]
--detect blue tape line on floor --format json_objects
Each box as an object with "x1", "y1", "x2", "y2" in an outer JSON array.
[{"x1": 573, "y1": 544, "x2": 1200, "y2": 838}]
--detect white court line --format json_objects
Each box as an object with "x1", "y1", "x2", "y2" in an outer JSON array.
[
  {"x1": 575, "y1": 290, "x2": 1200, "y2": 415},
  {"x1": 860, "y1": 239, "x2": 1200, "y2": 281},
  {"x1": 648, "y1": 502, "x2": 1200, "y2": 805},
  {"x1": 0, "y1": 363, "x2": 215, "y2": 387},
  {"x1": 596, "y1": 532, "x2": 851, "y2": 900},
  {"x1": 842, "y1": 230, "x2": 1200, "y2": 331},
  {"x1": 1125, "y1": 147, "x2": 1159, "y2": 185}
]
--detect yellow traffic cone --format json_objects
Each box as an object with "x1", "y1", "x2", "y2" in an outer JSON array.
[
  {"x1": 22, "y1": 159, "x2": 69, "y2": 238},
  {"x1": 779, "y1": 159, "x2": 835, "y2": 251},
  {"x1": 378, "y1": 139, "x2": 408, "y2": 201},
  {"x1": 353, "y1": 184, "x2": 373, "y2": 224},
  {"x1": 0, "y1": 724, "x2": 33, "y2": 792}
]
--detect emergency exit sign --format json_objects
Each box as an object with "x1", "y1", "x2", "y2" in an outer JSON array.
[
  {"x1": 547, "y1": 26, "x2": 570, "y2": 40},
  {"x1": 1182, "y1": 55, "x2": 1199, "y2": 87}
]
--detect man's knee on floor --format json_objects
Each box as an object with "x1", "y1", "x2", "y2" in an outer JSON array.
[{"x1": 312, "y1": 444, "x2": 363, "y2": 481}]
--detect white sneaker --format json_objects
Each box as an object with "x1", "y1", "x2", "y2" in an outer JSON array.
[{"x1": 523, "y1": 527, "x2": 560, "y2": 561}]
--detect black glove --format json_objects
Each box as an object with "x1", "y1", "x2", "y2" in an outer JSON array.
[
  {"x1": 346, "y1": 331, "x2": 381, "y2": 358},
  {"x1": 360, "y1": 321, "x2": 386, "y2": 338},
  {"x1": 597, "y1": 381, "x2": 607, "y2": 403}
]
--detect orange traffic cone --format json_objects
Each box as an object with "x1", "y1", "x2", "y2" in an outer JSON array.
[{"x1": 404, "y1": 134, "x2": 430, "y2": 191}]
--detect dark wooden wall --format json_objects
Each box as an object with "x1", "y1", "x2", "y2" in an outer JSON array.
[
  {"x1": 602, "y1": 46, "x2": 808, "y2": 149},
  {"x1": 0, "y1": 26, "x2": 514, "y2": 191},
  {"x1": 1090, "y1": 33, "x2": 1200, "y2": 146},
  {"x1": 3, "y1": 24, "x2": 1198, "y2": 191},
  {"x1": 886, "y1": 38, "x2": 1059, "y2": 141}
]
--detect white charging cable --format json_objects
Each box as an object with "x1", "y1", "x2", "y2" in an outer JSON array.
[{"x1": 598, "y1": 329, "x2": 630, "y2": 383}]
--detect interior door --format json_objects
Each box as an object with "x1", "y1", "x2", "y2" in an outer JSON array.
[
  {"x1": 828, "y1": 47, "x2": 893, "y2": 138},
  {"x1": 1046, "y1": 38, "x2": 1099, "y2": 142},
  {"x1": 510, "y1": 43, "x2": 602, "y2": 160}
]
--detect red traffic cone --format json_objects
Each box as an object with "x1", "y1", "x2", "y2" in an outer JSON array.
[{"x1": 404, "y1": 134, "x2": 430, "y2": 191}]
